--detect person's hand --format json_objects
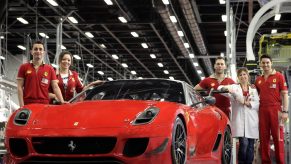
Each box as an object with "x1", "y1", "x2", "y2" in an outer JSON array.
[{"x1": 281, "y1": 112, "x2": 288, "y2": 123}]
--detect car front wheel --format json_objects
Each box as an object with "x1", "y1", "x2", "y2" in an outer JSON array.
[
  {"x1": 221, "y1": 126, "x2": 232, "y2": 164},
  {"x1": 171, "y1": 117, "x2": 186, "y2": 164}
]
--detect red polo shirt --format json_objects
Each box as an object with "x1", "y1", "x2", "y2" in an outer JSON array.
[
  {"x1": 56, "y1": 70, "x2": 84, "y2": 101},
  {"x1": 255, "y1": 70, "x2": 288, "y2": 107},
  {"x1": 199, "y1": 75, "x2": 235, "y2": 110},
  {"x1": 17, "y1": 62, "x2": 57, "y2": 104}
]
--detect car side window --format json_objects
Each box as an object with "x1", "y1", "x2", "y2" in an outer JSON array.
[{"x1": 188, "y1": 87, "x2": 204, "y2": 109}]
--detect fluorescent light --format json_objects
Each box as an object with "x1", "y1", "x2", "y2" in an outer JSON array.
[
  {"x1": 137, "y1": 77, "x2": 143, "y2": 79},
  {"x1": 274, "y1": 14, "x2": 281, "y2": 21},
  {"x1": 220, "y1": 52, "x2": 225, "y2": 57},
  {"x1": 39, "y1": 33, "x2": 49, "y2": 38},
  {"x1": 107, "y1": 77, "x2": 113, "y2": 81},
  {"x1": 141, "y1": 43, "x2": 148, "y2": 48},
  {"x1": 157, "y1": 63, "x2": 164, "y2": 67},
  {"x1": 104, "y1": 0, "x2": 113, "y2": 5},
  {"x1": 118, "y1": 16, "x2": 127, "y2": 23},
  {"x1": 85, "y1": 32, "x2": 94, "y2": 38},
  {"x1": 17, "y1": 45, "x2": 26, "y2": 50},
  {"x1": 184, "y1": 43, "x2": 190, "y2": 48},
  {"x1": 189, "y1": 53, "x2": 195, "y2": 58},
  {"x1": 51, "y1": 63, "x2": 58, "y2": 68},
  {"x1": 46, "y1": 0, "x2": 58, "y2": 6},
  {"x1": 0, "y1": 56, "x2": 5, "y2": 60},
  {"x1": 150, "y1": 54, "x2": 156, "y2": 59},
  {"x1": 86, "y1": 63, "x2": 94, "y2": 68},
  {"x1": 201, "y1": 76, "x2": 205, "y2": 80},
  {"x1": 224, "y1": 30, "x2": 227, "y2": 36},
  {"x1": 73, "y1": 55, "x2": 81, "y2": 60},
  {"x1": 0, "y1": 36, "x2": 4, "y2": 39},
  {"x1": 162, "y1": 0, "x2": 169, "y2": 5},
  {"x1": 131, "y1": 71, "x2": 137, "y2": 75},
  {"x1": 98, "y1": 71, "x2": 104, "y2": 75},
  {"x1": 229, "y1": 53, "x2": 232, "y2": 59},
  {"x1": 121, "y1": 63, "x2": 128, "y2": 68},
  {"x1": 177, "y1": 31, "x2": 184, "y2": 36},
  {"x1": 99, "y1": 44, "x2": 106, "y2": 48},
  {"x1": 170, "y1": 16, "x2": 177, "y2": 23},
  {"x1": 197, "y1": 70, "x2": 202, "y2": 74},
  {"x1": 68, "y1": 17, "x2": 78, "y2": 24},
  {"x1": 271, "y1": 29, "x2": 277, "y2": 34},
  {"x1": 221, "y1": 15, "x2": 227, "y2": 22},
  {"x1": 193, "y1": 62, "x2": 199, "y2": 67},
  {"x1": 112, "y1": 54, "x2": 119, "y2": 59},
  {"x1": 219, "y1": 0, "x2": 226, "y2": 4},
  {"x1": 131, "y1": 32, "x2": 139, "y2": 37},
  {"x1": 61, "y1": 45, "x2": 66, "y2": 49},
  {"x1": 169, "y1": 76, "x2": 174, "y2": 80},
  {"x1": 17, "y1": 17, "x2": 29, "y2": 24},
  {"x1": 164, "y1": 70, "x2": 169, "y2": 74}
]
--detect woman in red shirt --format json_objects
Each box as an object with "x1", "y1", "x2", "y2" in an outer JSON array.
[{"x1": 50, "y1": 51, "x2": 103, "y2": 101}]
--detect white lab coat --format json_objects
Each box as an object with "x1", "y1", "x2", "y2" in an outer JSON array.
[{"x1": 218, "y1": 84, "x2": 260, "y2": 139}]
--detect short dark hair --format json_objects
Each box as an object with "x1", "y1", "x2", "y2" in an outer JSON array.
[
  {"x1": 215, "y1": 56, "x2": 226, "y2": 63},
  {"x1": 58, "y1": 51, "x2": 73, "y2": 65},
  {"x1": 260, "y1": 54, "x2": 272, "y2": 62},
  {"x1": 31, "y1": 41, "x2": 45, "y2": 49}
]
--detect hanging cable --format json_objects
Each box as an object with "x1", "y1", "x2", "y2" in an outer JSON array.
[{"x1": 35, "y1": 0, "x2": 39, "y2": 40}]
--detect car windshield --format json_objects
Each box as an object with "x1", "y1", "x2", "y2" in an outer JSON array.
[{"x1": 71, "y1": 79, "x2": 185, "y2": 104}]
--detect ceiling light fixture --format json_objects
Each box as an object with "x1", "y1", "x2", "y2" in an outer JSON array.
[
  {"x1": 224, "y1": 30, "x2": 227, "y2": 36},
  {"x1": 271, "y1": 29, "x2": 277, "y2": 34},
  {"x1": 107, "y1": 77, "x2": 114, "y2": 81},
  {"x1": 73, "y1": 55, "x2": 81, "y2": 60},
  {"x1": 220, "y1": 52, "x2": 225, "y2": 57},
  {"x1": 85, "y1": 32, "x2": 94, "y2": 38},
  {"x1": 17, "y1": 45, "x2": 26, "y2": 50},
  {"x1": 221, "y1": 15, "x2": 227, "y2": 22},
  {"x1": 177, "y1": 31, "x2": 184, "y2": 36},
  {"x1": 150, "y1": 54, "x2": 156, "y2": 59},
  {"x1": 219, "y1": 0, "x2": 226, "y2": 4},
  {"x1": 68, "y1": 17, "x2": 78, "y2": 24},
  {"x1": 184, "y1": 43, "x2": 190, "y2": 48},
  {"x1": 86, "y1": 63, "x2": 94, "y2": 68},
  {"x1": 157, "y1": 63, "x2": 164, "y2": 67},
  {"x1": 137, "y1": 77, "x2": 143, "y2": 79},
  {"x1": 0, "y1": 36, "x2": 4, "y2": 39},
  {"x1": 131, "y1": 32, "x2": 139, "y2": 37},
  {"x1": 164, "y1": 70, "x2": 169, "y2": 74},
  {"x1": 162, "y1": 0, "x2": 169, "y2": 5},
  {"x1": 131, "y1": 71, "x2": 137, "y2": 75},
  {"x1": 51, "y1": 63, "x2": 58, "y2": 68},
  {"x1": 193, "y1": 62, "x2": 199, "y2": 67},
  {"x1": 16, "y1": 17, "x2": 29, "y2": 24},
  {"x1": 39, "y1": 33, "x2": 49, "y2": 38},
  {"x1": 169, "y1": 76, "x2": 174, "y2": 80},
  {"x1": 104, "y1": 0, "x2": 113, "y2": 5},
  {"x1": 0, "y1": 56, "x2": 5, "y2": 60},
  {"x1": 61, "y1": 45, "x2": 66, "y2": 49},
  {"x1": 141, "y1": 43, "x2": 148, "y2": 48},
  {"x1": 274, "y1": 14, "x2": 281, "y2": 21},
  {"x1": 118, "y1": 16, "x2": 127, "y2": 23},
  {"x1": 197, "y1": 70, "x2": 202, "y2": 74},
  {"x1": 201, "y1": 76, "x2": 205, "y2": 80},
  {"x1": 170, "y1": 16, "x2": 177, "y2": 23},
  {"x1": 189, "y1": 53, "x2": 195, "y2": 58},
  {"x1": 121, "y1": 63, "x2": 128, "y2": 68},
  {"x1": 99, "y1": 44, "x2": 106, "y2": 48},
  {"x1": 98, "y1": 71, "x2": 104, "y2": 75},
  {"x1": 112, "y1": 54, "x2": 119, "y2": 59},
  {"x1": 46, "y1": 0, "x2": 58, "y2": 6}
]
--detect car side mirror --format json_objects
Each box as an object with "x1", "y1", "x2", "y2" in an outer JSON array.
[{"x1": 204, "y1": 96, "x2": 216, "y2": 105}]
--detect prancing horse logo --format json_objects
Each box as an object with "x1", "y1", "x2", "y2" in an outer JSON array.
[{"x1": 68, "y1": 140, "x2": 76, "y2": 152}]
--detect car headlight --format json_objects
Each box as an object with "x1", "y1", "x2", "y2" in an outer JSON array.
[
  {"x1": 132, "y1": 106, "x2": 159, "y2": 125},
  {"x1": 14, "y1": 108, "x2": 31, "y2": 126}
]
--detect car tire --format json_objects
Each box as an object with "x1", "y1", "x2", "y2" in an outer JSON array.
[
  {"x1": 221, "y1": 126, "x2": 232, "y2": 164},
  {"x1": 171, "y1": 117, "x2": 186, "y2": 164}
]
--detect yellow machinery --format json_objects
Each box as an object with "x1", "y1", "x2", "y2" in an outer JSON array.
[{"x1": 258, "y1": 32, "x2": 291, "y2": 69}]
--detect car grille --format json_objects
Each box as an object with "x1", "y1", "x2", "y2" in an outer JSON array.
[{"x1": 32, "y1": 137, "x2": 117, "y2": 154}]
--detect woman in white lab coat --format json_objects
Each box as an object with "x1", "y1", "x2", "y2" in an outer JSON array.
[{"x1": 218, "y1": 67, "x2": 259, "y2": 164}]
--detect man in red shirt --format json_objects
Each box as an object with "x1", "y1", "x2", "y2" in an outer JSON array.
[
  {"x1": 17, "y1": 41, "x2": 64, "y2": 106},
  {"x1": 255, "y1": 54, "x2": 288, "y2": 164},
  {"x1": 194, "y1": 57, "x2": 235, "y2": 118}
]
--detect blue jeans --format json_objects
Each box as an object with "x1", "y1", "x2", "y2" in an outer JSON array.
[{"x1": 238, "y1": 137, "x2": 255, "y2": 164}]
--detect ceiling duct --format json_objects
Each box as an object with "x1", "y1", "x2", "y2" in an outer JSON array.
[{"x1": 178, "y1": 0, "x2": 213, "y2": 75}]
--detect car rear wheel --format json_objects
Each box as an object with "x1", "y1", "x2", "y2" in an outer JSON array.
[
  {"x1": 221, "y1": 126, "x2": 232, "y2": 164},
  {"x1": 171, "y1": 117, "x2": 186, "y2": 164}
]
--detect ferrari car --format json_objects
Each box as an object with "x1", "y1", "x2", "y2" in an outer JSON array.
[{"x1": 4, "y1": 79, "x2": 231, "y2": 164}]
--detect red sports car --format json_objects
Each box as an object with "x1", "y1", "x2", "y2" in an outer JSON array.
[{"x1": 4, "y1": 79, "x2": 231, "y2": 164}]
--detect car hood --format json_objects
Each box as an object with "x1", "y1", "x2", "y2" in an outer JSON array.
[{"x1": 29, "y1": 100, "x2": 173, "y2": 129}]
